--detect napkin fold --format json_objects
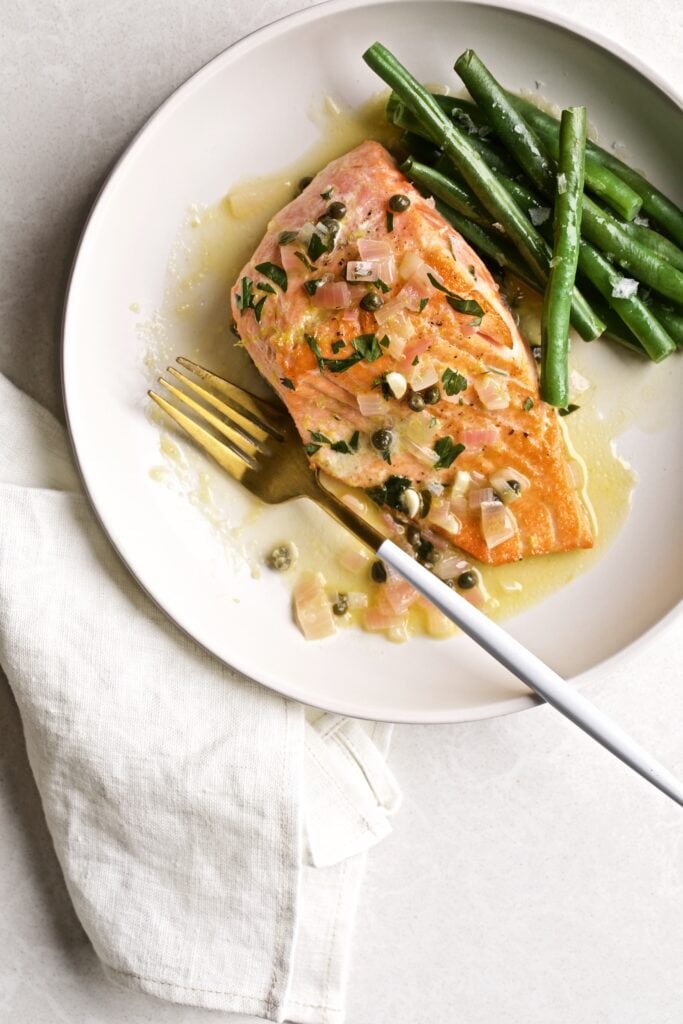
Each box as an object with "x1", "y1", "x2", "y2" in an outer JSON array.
[{"x1": 0, "y1": 374, "x2": 401, "y2": 1023}]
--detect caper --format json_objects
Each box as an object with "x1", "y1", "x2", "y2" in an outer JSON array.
[
  {"x1": 419, "y1": 490, "x2": 432, "y2": 517},
  {"x1": 388, "y1": 193, "x2": 411, "y2": 212},
  {"x1": 416, "y1": 538, "x2": 435, "y2": 565},
  {"x1": 327, "y1": 201, "x2": 347, "y2": 220},
  {"x1": 422, "y1": 384, "x2": 440, "y2": 405},
  {"x1": 298, "y1": 175, "x2": 313, "y2": 192},
  {"x1": 407, "y1": 392, "x2": 425, "y2": 412},
  {"x1": 265, "y1": 543, "x2": 294, "y2": 572},
  {"x1": 457, "y1": 570, "x2": 477, "y2": 590},
  {"x1": 406, "y1": 525, "x2": 421, "y2": 548},
  {"x1": 360, "y1": 291, "x2": 383, "y2": 312},
  {"x1": 371, "y1": 560, "x2": 388, "y2": 583},
  {"x1": 507, "y1": 479, "x2": 521, "y2": 494},
  {"x1": 371, "y1": 428, "x2": 393, "y2": 451},
  {"x1": 332, "y1": 593, "x2": 349, "y2": 616}
]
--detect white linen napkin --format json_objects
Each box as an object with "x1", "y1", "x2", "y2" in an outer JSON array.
[{"x1": 0, "y1": 373, "x2": 401, "y2": 1024}]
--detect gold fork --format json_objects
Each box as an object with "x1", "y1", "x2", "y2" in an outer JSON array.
[{"x1": 148, "y1": 356, "x2": 683, "y2": 809}]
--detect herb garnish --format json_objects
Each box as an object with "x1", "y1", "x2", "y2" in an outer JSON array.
[
  {"x1": 280, "y1": 378, "x2": 295, "y2": 390},
  {"x1": 366, "y1": 475, "x2": 411, "y2": 510},
  {"x1": 307, "y1": 231, "x2": 328, "y2": 262},
  {"x1": 559, "y1": 404, "x2": 580, "y2": 417},
  {"x1": 255, "y1": 262, "x2": 288, "y2": 292},
  {"x1": 373, "y1": 279, "x2": 390, "y2": 293},
  {"x1": 386, "y1": 211, "x2": 394, "y2": 233},
  {"x1": 306, "y1": 332, "x2": 387, "y2": 373},
  {"x1": 418, "y1": 297, "x2": 429, "y2": 314},
  {"x1": 278, "y1": 230, "x2": 298, "y2": 246},
  {"x1": 442, "y1": 368, "x2": 468, "y2": 396},
  {"x1": 426, "y1": 272, "x2": 484, "y2": 323},
  {"x1": 253, "y1": 295, "x2": 268, "y2": 323},
  {"x1": 321, "y1": 187, "x2": 334, "y2": 200},
  {"x1": 433, "y1": 436, "x2": 465, "y2": 469},
  {"x1": 236, "y1": 276, "x2": 254, "y2": 314},
  {"x1": 331, "y1": 339, "x2": 345, "y2": 353},
  {"x1": 305, "y1": 334, "x2": 325, "y2": 371},
  {"x1": 294, "y1": 251, "x2": 315, "y2": 272},
  {"x1": 304, "y1": 279, "x2": 324, "y2": 296},
  {"x1": 305, "y1": 429, "x2": 360, "y2": 456},
  {"x1": 257, "y1": 282, "x2": 276, "y2": 294},
  {"x1": 523, "y1": 397, "x2": 534, "y2": 411}
]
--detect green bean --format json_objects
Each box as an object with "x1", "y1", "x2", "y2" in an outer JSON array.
[
  {"x1": 363, "y1": 43, "x2": 604, "y2": 340},
  {"x1": 430, "y1": 136, "x2": 679, "y2": 360},
  {"x1": 443, "y1": 93, "x2": 643, "y2": 222},
  {"x1": 401, "y1": 157, "x2": 491, "y2": 225},
  {"x1": 599, "y1": 214, "x2": 683, "y2": 272},
  {"x1": 511, "y1": 95, "x2": 683, "y2": 242},
  {"x1": 399, "y1": 130, "x2": 442, "y2": 166},
  {"x1": 453, "y1": 50, "x2": 556, "y2": 195},
  {"x1": 580, "y1": 195, "x2": 683, "y2": 304},
  {"x1": 387, "y1": 93, "x2": 517, "y2": 175},
  {"x1": 577, "y1": 244, "x2": 676, "y2": 361},
  {"x1": 540, "y1": 108, "x2": 587, "y2": 406}
]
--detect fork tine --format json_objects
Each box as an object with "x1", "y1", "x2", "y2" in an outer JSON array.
[
  {"x1": 177, "y1": 357, "x2": 284, "y2": 439},
  {"x1": 166, "y1": 366, "x2": 269, "y2": 447},
  {"x1": 156, "y1": 378, "x2": 262, "y2": 468}
]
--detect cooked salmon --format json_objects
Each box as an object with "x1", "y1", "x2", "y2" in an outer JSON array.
[{"x1": 231, "y1": 140, "x2": 593, "y2": 565}]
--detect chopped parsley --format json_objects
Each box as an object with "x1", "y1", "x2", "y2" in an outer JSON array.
[
  {"x1": 433, "y1": 436, "x2": 465, "y2": 469},
  {"x1": 373, "y1": 279, "x2": 391, "y2": 293},
  {"x1": 307, "y1": 231, "x2": 328, "y2": 262},
  {"x1": 304, "y1": 279, "x2": 324, "y2": 296},
  {"x1": 418, "y1": 297, "x2": 429, "y2": 314},
  {"x1": 320, "y1": 187, "x2": 334, "y2": 200},
  {"x1": 386, "y1": 211, "x2": 394, "y2": 233},
  {"x1": 352, "y1": 333, "x2": 384, "y2": 362},
  {"x1": 366, "y1": 475, "x2": 412, "y2": 510},
  {"x1": 305, "y1": 332, "x2": 388, "y2": 373},
  {"x1": 306, "y1": 429, "x2": 360, "y2": 457},
  {"x1": 331, "y1": 339, "x2": 345, "y2": 353},
  {"x1": 381, "y1": 450, "x2": 392, "y2": 464},
  {"x1": 442, "y1": 368, "x2": 468, "y2": 396},
  {"x1": 255, "y1": 262, "x2": 288, "y2": 292},
  {"x1": 294, "y1": 250, "x2": 315, "y2": 272},
  {"x1": 305, "y1": 333, "x2": 325, "y2": 371},
  {"x1": 278, "y1": 230, "x2": 298, "y2": 245},
  {"x1": 236, "y1": 276, "x2": 254, "y2": 314},
  {"x1": 559, "y1": 404, "x2": 580, "y2": 417},
  {"x1": 523, "y1": 397, "x2": 534, "y2": 411},
  {"x1": 426, "y1": 272, "x2": 484, "y2": 324},
  {"x1": 280, "y1": 378, "x2": 295, "y2": 390},
  {"x1": 257, "y1": 282, "x2": 276, "y2": 294},
  {"x1": 253, "y1": 295, "x2": 268, "y2": 323}
]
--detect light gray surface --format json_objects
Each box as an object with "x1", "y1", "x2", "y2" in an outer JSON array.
[{"x1": 1, "y1": 1, "x2": 682, "y2": 1022}]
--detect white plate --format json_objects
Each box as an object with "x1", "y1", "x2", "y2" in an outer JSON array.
[{"x1": 63, "y1": 0, "x2": 683, "y2": 723}]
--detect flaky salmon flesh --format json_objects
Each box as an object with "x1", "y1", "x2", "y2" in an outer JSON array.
[{"x1": 231, "y1": 140, "x2": 593, "y2": 566}]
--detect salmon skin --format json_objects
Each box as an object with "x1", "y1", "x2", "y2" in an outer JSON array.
[{"x1": 231, "y1": 140, "x2": 593, "y2": 565}]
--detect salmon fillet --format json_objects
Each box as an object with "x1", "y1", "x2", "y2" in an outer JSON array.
[{"x1": 231, "y1": 140, "x2": 593, "y2": 565}]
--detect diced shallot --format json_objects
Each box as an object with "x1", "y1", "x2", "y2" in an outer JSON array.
[
  {"x1": 469, "y1": 487, "x2": 494, "y2": 510},
  {"x1": 312, "y1": 281, "x2": 352, "y2": 309},
  {"x1": 429, "y1": 501, "x2": 461, "y2": 535},
  {"x1": 408, "y1": 359, "x2": 438, "y2": 392},
  {"x1": 474, "y1": 375, "x2": 509, "y2": 411},
  {"x1": 358, "y1": 238, "x2": 392, "y2": 261},
  {"x1": 374, "y1": 256, "x2": 397, "y2": 285},
  {"x1": 346, "y1": 591, "x2": 369, "y2": 609},
  {"x1": 399, "y1": 250, "x2": 424, "y2": 280},
  {"x1": 451, "y1": 470, "x2": 471, "y2": 498},
  {"x1": 494, "y1": 466, "x2": 531, "y2": 493},
  {"x1": 356, "y1": 391, "x2": 387, "y2": 417},
  {"x1": 337, "y1": 546, "x2": 371, "y2": 573},
  {"x1": 462, "y1": 426, "x2": 500, "y2": 449},
  {"x1": 480, "y1": 501, "x2": 516, "y2": 549},
  {"x1": 386, "y1": 334, "x2": 407, "y2": 360},
  {"x1": 433, "y1": 554, "x2": 470, "y2": 580},
  {"x1": 293, "y1": 573, "x2": 337, "y2": 640},
  {"x1": 382, "y1": 578, "x2": 420, "y2": 615},
  {"x1": 364, "y1": 607, "x2": 408, "y2": 633},
  {"x1": 424, "y1": 602, "x2": 457, "y2": 638},
  {"x1": 346, "y1": 260, "x2": 377, "y2": 282}
]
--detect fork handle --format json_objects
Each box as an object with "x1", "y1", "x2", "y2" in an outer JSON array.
[{"x1": 379, "y1": 539, "x2": 683, "y2": 808}]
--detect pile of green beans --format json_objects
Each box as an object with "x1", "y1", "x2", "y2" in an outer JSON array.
[{"x1": 363, "y1": 43, "x2": 682, "y2": 406}]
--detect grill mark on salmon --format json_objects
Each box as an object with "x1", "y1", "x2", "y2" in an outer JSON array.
[{"x1": 231, "y1": 140, "x2": 593, "y2": 565}]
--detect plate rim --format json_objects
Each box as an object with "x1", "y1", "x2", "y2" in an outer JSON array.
[{"x1": 61, "y1": 0, "x2": 683, "y2": 725}]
